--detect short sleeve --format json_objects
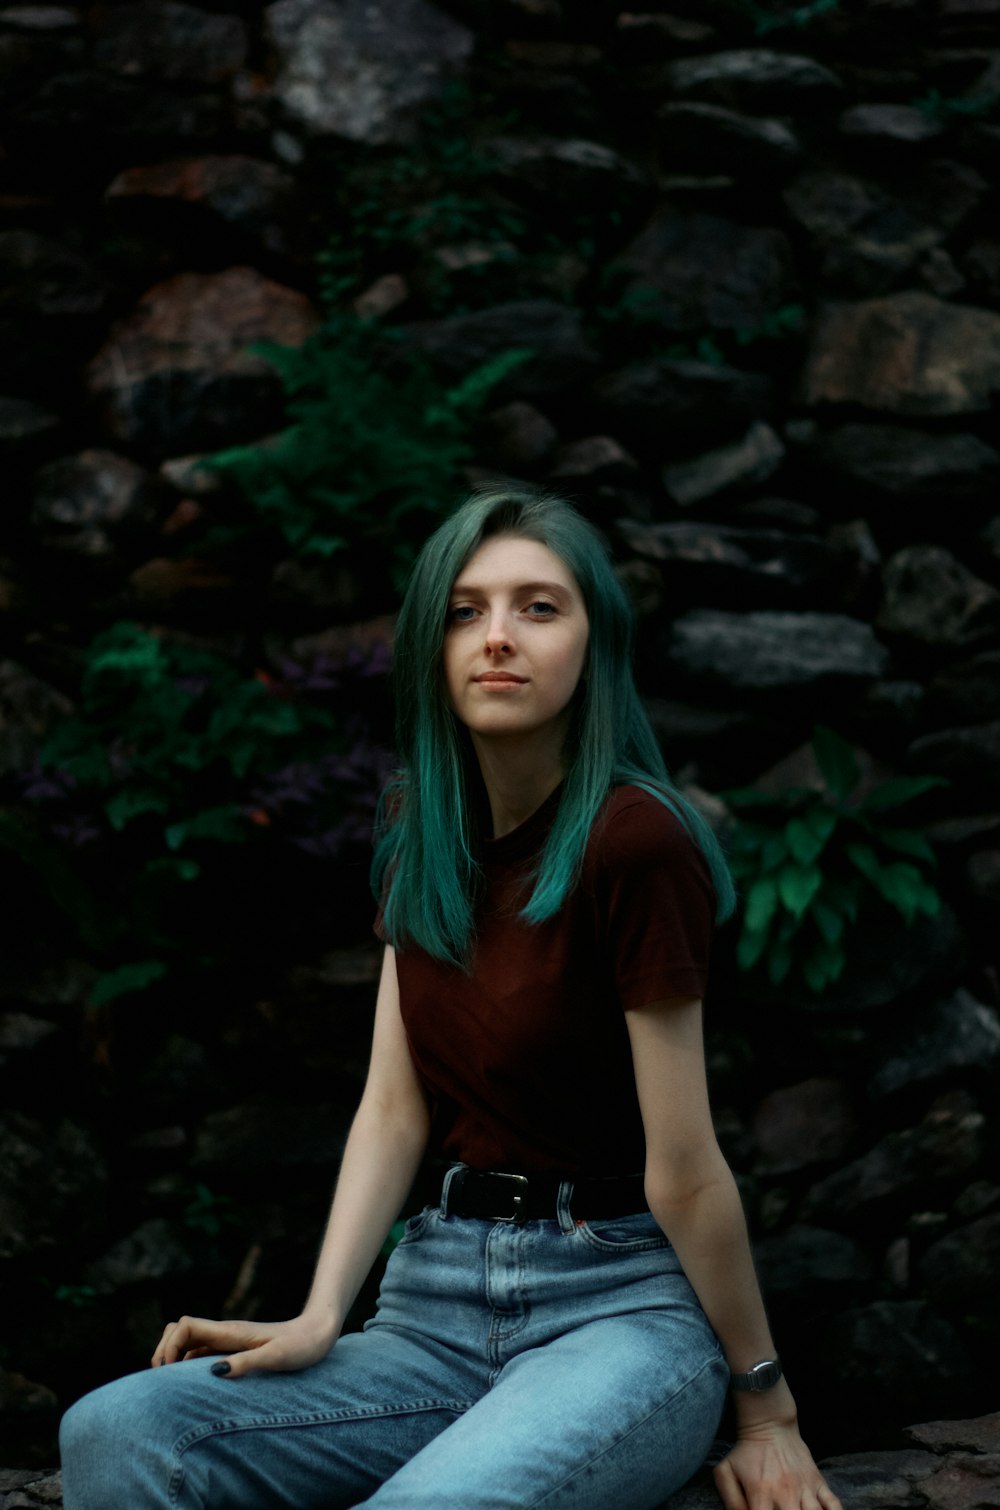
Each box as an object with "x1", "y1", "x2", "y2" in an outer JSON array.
[{"x1": 591, "y1": 789, "x2": 716, "y2": 1011}]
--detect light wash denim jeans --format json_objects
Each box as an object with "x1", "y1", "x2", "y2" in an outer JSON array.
[{"x1": 60, "y1": 1174, "x2": 728, "y2": 1509}]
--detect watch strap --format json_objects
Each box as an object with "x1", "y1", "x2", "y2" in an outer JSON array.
[{"x1": 730, "y1": 1357, "x2": 783, "y2": 1392}]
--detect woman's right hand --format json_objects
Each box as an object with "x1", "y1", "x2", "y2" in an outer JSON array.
[{"x1": 151, "y1": 1311, "x2": 340, "y2": 1379}]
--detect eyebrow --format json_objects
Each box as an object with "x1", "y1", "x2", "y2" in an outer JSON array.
[{"x1": 448, "y1": 579, "x2": 573, "y2": 600}]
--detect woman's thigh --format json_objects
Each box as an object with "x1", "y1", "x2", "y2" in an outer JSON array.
[
  {"x1": 59, "y1": 1329, "x2": 476, "y2": 1510},
  {"x1": 361, "y1": 1309, "x2": 728, "y2": 1509}
]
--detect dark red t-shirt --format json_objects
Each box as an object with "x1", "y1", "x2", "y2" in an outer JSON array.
[{"x1": 386, "y1": 784, "x2": 715, "y2": 1177}]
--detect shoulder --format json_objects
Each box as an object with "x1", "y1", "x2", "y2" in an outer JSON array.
[{"x1": 590, "y1": 784, "x2": 704, "y2": 866}]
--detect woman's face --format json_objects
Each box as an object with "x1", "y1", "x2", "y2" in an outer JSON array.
[{"x1": 442, "y1": 533, "x2": 589, "y2": 751}]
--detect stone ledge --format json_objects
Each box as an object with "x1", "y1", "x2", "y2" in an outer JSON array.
[{"x1": 7, "y1": 1412, "x2": 998, "y2": 1509}]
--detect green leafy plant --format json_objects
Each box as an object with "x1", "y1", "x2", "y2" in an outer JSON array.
[
  {"x1": 914, "y1": 88, "x2": 997, "y2": 124},
  {"x1": 183, "y1": 1182, "x2": 239, "y2": 1237},
  {"x1": 205, "y1": 320, "x2": 528, "y2": 587},
  {"x1": 723, "y1": 727, "x2": 947, "y2": 995},
  {"x1": 317, "y1": 83, "x2": 527, "y2": 312},
  {"x1": 726, "y1": 0, "x2": 840, "y2": 33},
  {"x1": 21, "y1": 622, "x2": 385, "y2": 1004}
]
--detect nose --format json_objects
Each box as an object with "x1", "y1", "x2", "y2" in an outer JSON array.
[{"x1": 483, "y1": 607, "x2": 514, "y2": 656}]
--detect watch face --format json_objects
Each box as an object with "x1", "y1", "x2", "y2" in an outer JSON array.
[{"x1": 750, "y1": 1361, "x2": 781, "y2": 1391}]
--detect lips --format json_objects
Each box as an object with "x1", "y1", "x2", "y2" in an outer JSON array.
[{"x1": 475, "y1": 672, "x2": 527, "y2": 683}]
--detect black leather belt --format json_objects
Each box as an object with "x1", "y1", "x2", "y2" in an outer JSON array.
[{"x1": 443, "y1": 1166, "x2": 647, "y2": 1224}]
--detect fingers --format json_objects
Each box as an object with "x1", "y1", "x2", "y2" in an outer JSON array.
[
  {"x1": 713, "y1": 1458, "x2": 750, "y2": 1510},
  {"x1": 150, "y1": 1315, "x2": 246, "y2": 1368}
]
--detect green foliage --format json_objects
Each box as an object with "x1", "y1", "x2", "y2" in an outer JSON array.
[
  {"x1": 317, "y1": 83, "x2": 527, "y2": 312},
  {"x1": 205, "y1": 320, "x2": 528, "y2": 587},
  {"x1": 183, "y1": 1182, "x2": 238, "y2": 1237},
  {"x1": 724, "y1": 727, "x2": 948, "y2": 995},
  {"x1": 595, "y1": 282, "x2": 805, "y2": 364},
  {"x1": 23, "y1": 622, "x2": 372, "y2": 1001},
  {"x1": 914, "y1": 88, "x2": 997, "y2": 124},
  {"x1": 724, "y1": 0, "x2": 839, "y2": 33}
]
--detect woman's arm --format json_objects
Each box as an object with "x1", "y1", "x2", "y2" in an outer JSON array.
[
  {"x1": 154, "y1": 946, "x2": 431, "y2": 1378},
  {"x1": 625, "y1": 997, "x2": 841, "y2": 1510}
]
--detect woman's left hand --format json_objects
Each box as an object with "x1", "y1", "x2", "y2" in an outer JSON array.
[{"x1": 713, "y1": 1420, "x2": 843, "y2": 1510}]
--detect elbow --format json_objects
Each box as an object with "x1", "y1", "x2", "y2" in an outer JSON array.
[{"x1": 643, "y1": 1149, "x2": 734, "y2": 1225}]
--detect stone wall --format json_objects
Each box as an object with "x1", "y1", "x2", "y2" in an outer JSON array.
[{"x1": 1, "y1": 0, "x2": 999, "y2": 1473}]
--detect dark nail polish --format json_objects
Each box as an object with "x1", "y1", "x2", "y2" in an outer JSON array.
[{"x1": 211, "y1": 1361, "x2": 231, "y2": 1377}]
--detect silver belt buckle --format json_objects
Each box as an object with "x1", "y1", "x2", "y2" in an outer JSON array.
[{"x1": 487, "y1": 1171, "x2": 529, "y2": 1223}]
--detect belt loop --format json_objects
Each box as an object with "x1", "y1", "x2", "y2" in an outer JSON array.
[
  {"x1": 556, "y1": 1178, "x2": 575, "y2": 1235},
  {"x1": 440, "y1": 1163, "x2": 465, "y2": 1219}
]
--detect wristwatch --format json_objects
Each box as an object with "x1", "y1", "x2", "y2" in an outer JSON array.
[{"x1": 730, "y1": 1358, "x2": 783, "y2": 1392}]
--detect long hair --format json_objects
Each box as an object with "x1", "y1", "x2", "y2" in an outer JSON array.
[{"x1": 372, "y1": 486, "x2": 735, "y2": 964}]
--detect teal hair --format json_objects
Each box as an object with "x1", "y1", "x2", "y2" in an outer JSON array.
[{"x1": 372, "y1": 486, "x2": 735, "y2": 964}]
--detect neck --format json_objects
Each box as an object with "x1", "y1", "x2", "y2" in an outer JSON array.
[{"x1": 470, "y1": 728, "x2": 567, "y2": 839}]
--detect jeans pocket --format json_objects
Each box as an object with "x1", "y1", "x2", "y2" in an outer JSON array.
[
  {"x1": 394, "y1": 1205, "x2": 437, "y2": 1247},
  {"x1": 574, "y1": 1211, "x2": 670, "y2": 1253}
]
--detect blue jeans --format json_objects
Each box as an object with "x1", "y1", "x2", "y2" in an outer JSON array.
[{"x1": 60, "y1": 1175, "x2": 728, "y2": 1509}]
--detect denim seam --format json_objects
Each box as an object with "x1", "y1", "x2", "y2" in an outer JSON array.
[
  {"x1": 173, "y1": 1397, "x2": 472, "y2": 1454},
  {"x1": 167, "y1": 1399, "x2": 471, "y2": 1507},
  {"x1": 523, "y1": 1351, "x2": 727, "y2": 1508}
]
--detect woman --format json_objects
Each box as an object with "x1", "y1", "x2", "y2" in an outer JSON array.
[{"x1": 60, "y1": 488, "x2": 841, "y2": 1510}]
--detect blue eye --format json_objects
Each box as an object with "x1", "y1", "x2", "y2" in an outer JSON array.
[
  {"x1": 527, "y1": 601, "x2": 556, "y2": 616},
  {"x1": 448, "y1": 605, "x2": 477, "y2": 622}
]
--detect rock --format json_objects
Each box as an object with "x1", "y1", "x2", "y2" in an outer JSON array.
[
  {"x1": 0, "y1": 1013, "x2": 57, "y2": 1073},
  {"x1": 0, "y1": 661, "x2": 74, "y2": 778},
  {"x1": 662, "y1": 422, "x2": 785, "y2": 505},
  {"x1": 784, "y1": 165, "x2": 987, "y2": 296},
  {"x1": 30, "y1": 450, "x2": 162, "y2": 558},
  {"x1": 548, "y1": 436, "x2": 638, "y2": 487},
  {"x1": 664, "y1": 609, "x2": 889, "y2": 696},
  {"x1": 0, "y1": 1369, "x2": 59, "y2": 1471},
  {"x1": 193, "y1": 1101, "x2": 350, "y2": 1174},
  {"x1": 808, "y1": 425, "x2": 1000, "y2": 508},
  {"x1": 657, "y1": 103, "x2": 802, "y2": 177},
  {"x1": 125, "y1": 557, "x2": 237, "y2": 612},
  {"x1": 613, "y1": 208, "x2": 796, "y2": 337},
  {"x1": 0, "y1": 1113, "x2": 109, "y2": 1261},
  {"x1": 86, "y1": 267, "x2": 319, "y2": 457},
  {"x1": 814, "y1": 1448, "x2": 951, "y2": 1510},
  {"x1": 0, "y1": 397, "x2": 59, "y2": 464},
  {"x1": 918, "y1": 247, "x2": 966, "y2": 300},
  {"x1": 0, "y1": 7, "x2": 80, "y2": 29},
  {"x1": 0, "y1": 1468, "x2": 63, "y2": 1505},
  {"x1": 282, "y1": 614, "x2": 395, "y2": 676},
  {"x1": 617, "y1": 519, "x2": 857, "y2": 612},
  {"x1": 91, "y1": 2, "x2": 248, "y2": 84},
  {"x1": 910, "y1": 596, "x2": 980, "y2": 711},
  {"x1": 0, "y1": 230, "x2": 110, "y2": 398},
  {"x1": 399, "y1": 300, "x2": 599, "y2": 400},
  {"x1": 265, "y1": 559, "x2": 364, "y2": 628},
  {"x1": 615, "y1": 11, "x2": 717, "y2": 53},
  {"x1": 662, "y1": 50, "x2": 843, "y2": 112},
  {"x1": 487, "y1": 136, "x2": 651, "y2": 212},
  {"x1": 10, "y1": 67, "x2": 223, "y2": 144},
  {"x1": 908, "y1": 722, "x2": 1000, "y2": 797},
  {"x1": 838, "y1": 103, "x2": 947, "y2": 145},
  {"x1": 907, "y1": 1413, "x2": 1000, "y2": 1454},
  {"x1": 801, "y1": 291, "x2": 1000, "y2": 416},
  {"x1": 82, "y1": 1217, "x2": 200, "y2": 1293},
  {"x1": 105, "y1": 156, "x2": 295, "y2": 256},
  {"x1": 800, "y1": 1092, "x2": 985, "y2": 1230},
  {"x1": 352, "y1": 274, "x2": 410, "y2": 321},
  {"x1": 916, "y1": 1212, "x2": 1000, "y2": 1340},
  {"x1": 264, "y1": 0, "x2": 473, "y2": 146},
  {"x1": 868, "y1": 989, "x2": 1000, "y2": 1100},
  {"x1": 754, "y1": 1224, "x2": 872, "y2": 1313},
  {"x1": 592, "y1": 358, "x2": 772, "y2": 457},
  {"x1": 752, "y1": 1079, "x2": 856, "y2": 1174},
  {"x1": 479, "y1": 401, "x2": 557, "y2": 472},
  {"x1": 963, "y1": 238, "x2": 1000, "y2": 300},
  {"x1": 821, "y1": 1301, "x2": 974, "y2": 1426},
  {"x1": 877, "y1": 546, "x2": 1000, "y2": 650},
  {"x1": 966, "y1": 849, "x2": 1000, "y2": 904}
]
